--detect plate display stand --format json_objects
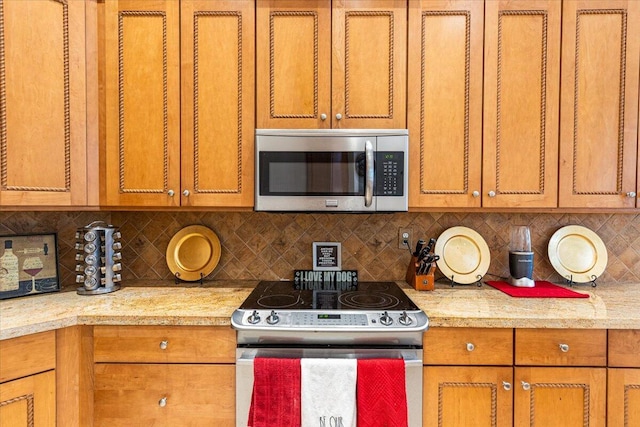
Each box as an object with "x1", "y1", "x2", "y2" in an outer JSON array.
[
  {"x1": 174, "y1": 271, "x2": 205, "y2": 285},
  {"x1": 564, "y1": 274, "x2": 598, "y2": 288},
  {"x1": 446, "y1": 274, "x2": 482, "y2": 287}
]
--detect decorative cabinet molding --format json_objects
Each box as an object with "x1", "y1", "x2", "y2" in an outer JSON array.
[
  {"x1": 482, "y1": 0, "x2": 561, "y2": 208},
  {"x1": 0, "y1": 371, "x2": 56, "y2": 427},
  {"x1": 0, "y1": 0, "x2": 88, "y2": 206},
  {"x1": 408, "y1": 0, "x2": 483, "y2": 208},
  {"x1": 256, "y1": 0, "x2": 406, "y2": 129},
  {"x1": 102, "y1": 0, "x2": 254, "y2": 208},
  {"x1": 559, "y1": 0, "x2": 640, "y2": 208}
]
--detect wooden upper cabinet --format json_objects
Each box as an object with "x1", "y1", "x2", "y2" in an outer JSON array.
[
  {"x1": 408, "y1": 0, "x2": 484, "y2": 208},
  {"x1": 102, "y1": 0, "x2": 254, "y2": 208},
  {"x1": 103, "y1": 0, "x2": 181, "y2": 207},
  {"x1": 0, "y1": 0, "x2": 88, "y2": 206},
  {"x1": 256, "y1": 0, "x2": 406, "y2": 129},
  {"x1": 180, "y1": 0, "x2": 255, "y2": 207},
  {"x1": 559, "y1": 0, "x2": 640, "y2": 208},
  {"x1": 483, "y1": 0, "x2": 561, "y2": 208}
]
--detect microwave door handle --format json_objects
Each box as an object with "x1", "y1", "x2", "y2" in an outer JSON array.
[{"x1": 364, "y1": 140, "x2": 374, "y2": 207}]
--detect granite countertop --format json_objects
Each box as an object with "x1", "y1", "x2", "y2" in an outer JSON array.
[{"x1": 1, "y1": 280, "x2": 638, "y2": 340}]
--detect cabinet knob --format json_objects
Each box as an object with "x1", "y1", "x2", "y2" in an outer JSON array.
[
  {"x1": 182, "y1": 189, "x2": 190, "y2": 197},
  {"x1": 159, "y1": 340, "x2": 168, "y2": 350},
  {"x1": 158, "y1": 397, "x2": 167, "y2": 407},
  {"x1": 472, "y1": 191, "x2": 480, "y2": 198},
  {"x1": 502, "y1": 381, "x2": 511, "y2": 391},
  {"x1": 559, "y1": 343, "x2": 569, "y2": 352},
  {"x1": 466, "y1": 342, "x2": 475, "y2": 352},
  {"x1": 167, "y1": 189, "x2": 175, "y2": 197},
  {"x1": 626, "y1": 191, "x2": 637, "y2": 198},
  {"x1": 335, "y1": 113, "x2": 342, "y2": 121},
  {"x1": 488, "y1": 190, "x2": 496, "y2": 197},
  {"x1": 521, "y1": 381, "x2": 531, "y2": 391},
  {"x1": 320, "y1": 113, "x2": 327, "y2": 121}
]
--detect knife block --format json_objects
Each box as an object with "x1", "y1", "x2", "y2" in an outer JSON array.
[{"x1": 405, "y1": 256, "x2": 436, "y2": 291}]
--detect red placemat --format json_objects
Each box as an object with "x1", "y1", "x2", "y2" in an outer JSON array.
[{"x1": 485, "y1": 281, "x2": 589, "y2": 298}]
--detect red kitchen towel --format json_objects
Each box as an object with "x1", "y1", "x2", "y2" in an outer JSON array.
[
  {"x1": 485, "y1": 280, "x2": 589, "y2": 298},
  {"x1": 357, "y1": 358, "x2": 408, "y2": 427},
  {"x1": 248, "y1": 358, "x2": 301, "y2": 427}
]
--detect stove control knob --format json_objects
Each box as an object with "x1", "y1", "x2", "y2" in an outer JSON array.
[
  {"x1": 398, "y1": 311, "x2": 412, "y2": 326},
  {"x1": 380, "y1": 311, "x2": 393, "y2": 326},
  {"x1": 266, "y1": 310, "x2": 280, "y2": 325},
  {"x1": 247, "y1": 310, "x2": 261, "y2": 324}
]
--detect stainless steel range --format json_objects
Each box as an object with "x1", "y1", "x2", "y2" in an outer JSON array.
[{"x1": 231, "y1": 281, "x2": 429, "y2": 427}]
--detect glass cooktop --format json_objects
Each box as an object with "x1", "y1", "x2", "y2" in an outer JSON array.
[{"x1": 239, "y1": 281, "x2": 419, "y2": 311}]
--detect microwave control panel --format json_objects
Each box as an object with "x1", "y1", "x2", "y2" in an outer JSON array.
[{"x1": 376, "y1": 152, "x2": 404, "y2": 196}]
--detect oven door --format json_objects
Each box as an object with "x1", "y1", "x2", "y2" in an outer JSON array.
[{"x1": 236, "y1": 347, "x2": 423, "y2": 427}]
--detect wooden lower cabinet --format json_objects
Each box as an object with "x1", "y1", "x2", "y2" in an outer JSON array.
[
  {"x1": 608, "y1": 368, "x2": 640, "y2": 427},
  {"x1": 94, "y1": 363, "x2": 235, "y2": 426},
  {"x1": 423, "y1": 366, "x2": 513, "y2": 427},
  {"x1": 0, "y1": 370, "x2": 56, "y2": 427},
  {"x1": 514, "y1": 367, "x2": 606, "y2": 427}
]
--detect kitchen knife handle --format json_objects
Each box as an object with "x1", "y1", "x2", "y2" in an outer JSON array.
[
  {"x1": 364, "y1": 140, "x2": 374, "y2": 207},
  {"x1": 414, "y1": 239, "x2": 425, "y2": 257}
]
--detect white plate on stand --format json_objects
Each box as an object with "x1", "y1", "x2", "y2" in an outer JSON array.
[
  {"x1": 548, "y1": 225, "x2": 607, "y2": 283},
  {"x1": 435, "y1": 226, "x2": 490, "y2": 284}
]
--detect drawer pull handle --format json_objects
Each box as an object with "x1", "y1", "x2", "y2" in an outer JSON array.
[
  {"x1": 159, "y1": 340, "x2": 168, "y2": 350},
  {"x1": 559, "y1": 343, "x2": 569, "y2": 352},
  {"x1": 502, "y1": 381, "x2": 511, "y2": 391},
  {"x1": 521, "y1": 381, "x2": 531, "y2": 391},
  {"x1": 159, "y1": 397, "x2": 167, "y2": 407},
  {"x1": 466, "y1": 342, "x2": 475, "y2": 352}
]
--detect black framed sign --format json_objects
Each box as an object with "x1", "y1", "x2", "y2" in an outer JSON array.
[
  {"x1": 312, "y1": 242, "x2": 341, "y2": 271},
  {"x1": 0, "y1": 233, "x2": 60, "y2": 300}
]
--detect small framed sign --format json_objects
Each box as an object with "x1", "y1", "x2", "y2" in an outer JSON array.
[
  {"x1": 0, "y1": 233, "x2": 60, "y2": 300},
  {"x1": 312, "y1": 242, "x2": 341, "y2": 271}
]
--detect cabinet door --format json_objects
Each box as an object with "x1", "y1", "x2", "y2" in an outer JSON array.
[
  {"x1": 608, "y1": 368, "x2": 640, "y2": 427},
  {"x1": 332, "y1": 0, "x2": 406, "y2": 129},
  {"x1": 0, "y1": 370, "x2": 55, "y2": 427},
  {"x1": 94, "y1": 363, "x2": 235, "y2": 427},
  {"x1": 483, "y1": 0, "x2": 561, "y2": 208},
  {"x1": 0, "y1": 0, "x2": 87, "y2": 206},
  {"x1": 424, "y1": 366, "x2": 513, "y2": 427},
  {"x1": 256, "y1": 0, "x2": 331, "y2": 129},
  {"x1": 103, "y1": 0, "x2": 181, "y2": 207},
  {"x1": 559, "y1": 0, "x2": 640, "y2": 208},
  {"x1": 180, "y1": 0, "x2": 255, "y2": 207},
  {"x1": 408, "y1": 0, "x2": 483, "y2": 208},
  {"x1": 514, "y1": 367, "x2": 606, "y2": 427}
]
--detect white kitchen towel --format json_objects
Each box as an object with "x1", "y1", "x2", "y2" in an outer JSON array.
[{"x1": 301, "y1": 358, "x2": 357, "y2": 427}]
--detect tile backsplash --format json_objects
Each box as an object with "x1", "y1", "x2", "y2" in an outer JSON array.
[{"x1": 1, "y1": 211, "x2": 639, "y2": 291}]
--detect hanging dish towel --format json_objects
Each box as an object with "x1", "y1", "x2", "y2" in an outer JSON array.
[
  {"x1": 301, "y1": 358, "x2": 357, "y2": 427},
  {"x1": 248, "y1": 357, "x2": 301, "y2": 427},
  {"x1": 357, "y1": 358, "x2": 408, "y2": 427}
]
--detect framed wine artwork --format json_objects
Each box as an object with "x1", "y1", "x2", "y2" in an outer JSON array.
[{"x1": 0, "y1": 233, "x2": 60, "y2": 300}]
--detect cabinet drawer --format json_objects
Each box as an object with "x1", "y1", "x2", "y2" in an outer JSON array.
[
  {"x1": 94, "y1": 363, "x2": 235, "y2": 427},
  {"x1": 609, "y1": 329, "x2": 640, "y2": 367},
  {"x1": 423, "y1": 328, "x2": 513, "y2": 365},
  {"x1": 94, "y1": 325, "x2": 235, "y2": 363},
  {"x1": 515, "y1": 329, "x2": 606, "y2": 366},
  {"x1": 0, "y1": 331, "x2": 56, "y2": 383}
]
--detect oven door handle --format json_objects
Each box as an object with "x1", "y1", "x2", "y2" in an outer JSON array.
[{"x1": 364, "y1": 140, "x2": 374, "y2": 207}]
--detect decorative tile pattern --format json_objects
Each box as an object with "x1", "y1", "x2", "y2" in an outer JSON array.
[{"x1": 1, "y1": 211, "x2": 639, "y2": 290}]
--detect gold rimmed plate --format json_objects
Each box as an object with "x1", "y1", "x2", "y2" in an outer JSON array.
[
  {"x1": 548, "y1": 225, "x2": 607, "y2": 283},
  {"x1": 434, "y1": 226, "x2": 490, "y2": 284},
  {"x1": 166, "y1": 225, "x2": 221, "y2": 281}
]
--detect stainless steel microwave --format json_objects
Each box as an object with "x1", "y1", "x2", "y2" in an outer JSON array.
[{"x1": 255, "y1": 129, "x2": 408, "y2": 212}]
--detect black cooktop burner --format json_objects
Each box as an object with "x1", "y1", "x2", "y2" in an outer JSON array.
[{"x1": 239, "y1": 281, "x2": 418, "y2": 311}]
